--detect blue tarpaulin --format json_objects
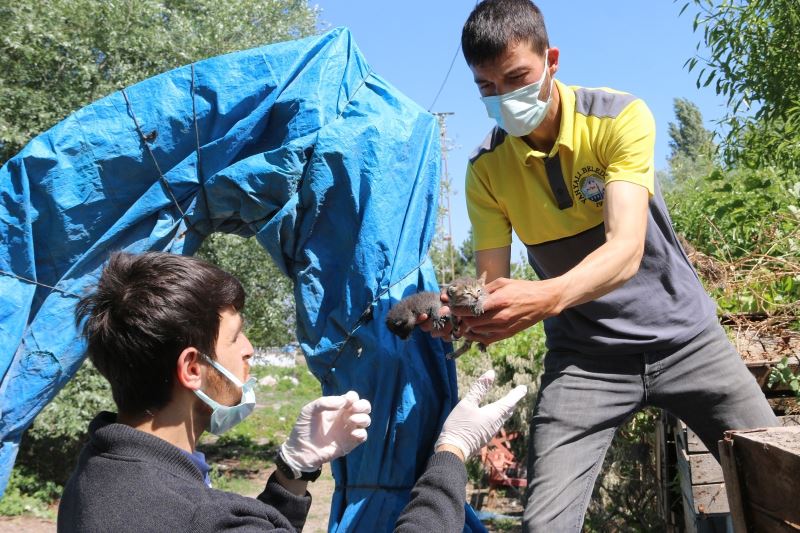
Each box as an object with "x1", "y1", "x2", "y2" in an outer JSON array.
[{"x1": 0, "y1": 28, "x2": 486, "y2": 531}]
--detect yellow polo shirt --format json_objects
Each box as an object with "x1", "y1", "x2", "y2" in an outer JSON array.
[
  {"x1": 466, "y1": 79, "x2": 656, "y2": 250},
  {"x1": 464, "y1": 80, "x2": 717, "y2": 355}
]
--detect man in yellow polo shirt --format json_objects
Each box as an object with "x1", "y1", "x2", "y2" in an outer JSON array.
[{"x1": 420, "y1": 0, "x2": 777, "y2": 531}]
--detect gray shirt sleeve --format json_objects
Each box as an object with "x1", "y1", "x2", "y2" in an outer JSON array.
[{"x1": 394, "y1": 451, "x2": 468, "y2": 532}]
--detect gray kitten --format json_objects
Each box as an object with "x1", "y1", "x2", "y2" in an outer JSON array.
[
  {"x1": 385, "y1": 273, "x2": 488, "y2": 359},
  {"x1": 385, "y1": 291, "x2": 448, "y2": 340}
]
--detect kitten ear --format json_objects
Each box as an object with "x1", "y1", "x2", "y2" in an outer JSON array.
[
  {"x1": 478, "y1": 271, "x2": 487, "y2": 284},
  {"x1": 446, "y1": 285, "x2": 456, "y2": 296}
]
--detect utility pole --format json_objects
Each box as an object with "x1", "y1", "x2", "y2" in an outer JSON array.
[{"x1": 433, "y1": 112, "x2": 455, "y2": 284}]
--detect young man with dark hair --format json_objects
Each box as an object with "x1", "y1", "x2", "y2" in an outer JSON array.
[
  {"x1": 58, "y1": 251, "x2": 527, "y2": 531},
  {"x1": 420, "y1": 0, "x2": 777, "y2": 530}
]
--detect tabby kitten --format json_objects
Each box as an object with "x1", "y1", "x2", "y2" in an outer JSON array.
[{"x1": 445, "y1": 273, "x2": 488, "y2": 359}]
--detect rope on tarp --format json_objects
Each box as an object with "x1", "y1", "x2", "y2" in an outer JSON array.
[
  {"x1": 0, "y1": 268, "x2": 82, "y2": 299},
  {"x1": 121, "y1": 88, "x2": 187, "y2": 220}
]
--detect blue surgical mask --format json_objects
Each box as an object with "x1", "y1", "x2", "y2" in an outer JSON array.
[
  {"x1": 194, "y1": 353, "x2": 256, "y2": 435},
  {"x1": 481, "y1": 53, "x2": 554, "y2": 137}
]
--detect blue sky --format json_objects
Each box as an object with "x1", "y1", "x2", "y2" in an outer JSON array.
[{"x1": 315, "y1": 1, "x2": 726, "y2": 259}]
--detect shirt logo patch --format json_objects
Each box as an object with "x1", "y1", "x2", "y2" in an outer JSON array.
[{"x1": 572, "y1": 166, "x2": 607, "y2": 206}]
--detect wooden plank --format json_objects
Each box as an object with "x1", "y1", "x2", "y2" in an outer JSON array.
[
  {"x1": 680, "y1": 479, "x2": 731, "y2": 517},
  {"x1": 719, "y1": 436, "x2": 748, "y2": 533},
  {"x1": 691, "y1": 452, "x2": 723, "y2": 484},
  {"x1": 682, "y1": 494, "x2": 734, "y2": 533},
  {"x1": 673, "y1": 413, "x2": 800, "y2": 527},
  {"x1": 677, "y1": 446, "x2": 723, "y2": 484},
  {"x1": 689, "y1": 483, "x2": 730, "y2": 516},
  {"x1": 748, "y1": 509, "x2": 800, "y2": 533},
  {"x1": 678, "y1": 449, "x2": 730, "y2": 515},
  {"x1": 655, "y1": 416, "x2": 666, "y2": 516}
]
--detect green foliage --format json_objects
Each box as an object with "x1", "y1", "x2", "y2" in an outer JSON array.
[
  {"x1": 25, "y1": 360, "x2": 113, "y2": 443},
  {"x1": 682, "y1": 0, "x2": 800, "y2": 171},
  {"x1": 667, "y1": 167, "x2": 789, "y2": 259},
  {"x1": 0, "y1": 0, "x2": 319, "y2": 164},
  {"x1": 668, "y1": 98, "x2": 716, "y2": 163},
  {"x1": 768, "y1": 356, "x2": 800, "y2": 397},
  {"x1": 197, "y1": 234, "x2": 296, "y2": 347},
  {"x1": 665, "y1": 98, "x2": 717, "y2": 185}
]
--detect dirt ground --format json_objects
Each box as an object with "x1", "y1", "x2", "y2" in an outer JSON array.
[{"x1": 0, "y1": 516, "x2": 55, "y2": 533}]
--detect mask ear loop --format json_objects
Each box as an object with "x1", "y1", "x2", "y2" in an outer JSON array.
[{"x1": 200, "y1": 352, "x2": 245, "y2": 388}]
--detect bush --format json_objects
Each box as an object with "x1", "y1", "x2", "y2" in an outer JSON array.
[
  {"x1": 666, "y1": 168, "x2": 800, "y2": 319},
  {"x1": 0, "y1": 466, "x2": 61, "y2": 518}
]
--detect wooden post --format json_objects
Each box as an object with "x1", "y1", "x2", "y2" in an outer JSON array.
[{"x1": 719, "y1": 434, "x2": 748, "y2": 532}]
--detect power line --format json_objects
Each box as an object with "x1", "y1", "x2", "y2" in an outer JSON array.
[
  {"x1": 428, "y1": 0, "x2": 479, "y2": 112},
  {"x1": 428, "y1": 43, "x2": 461, "y2": 112}
]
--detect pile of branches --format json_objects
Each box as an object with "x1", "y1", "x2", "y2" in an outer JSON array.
[{"x1": 678, "y1": 215, "x2": 800, "y2": 333}]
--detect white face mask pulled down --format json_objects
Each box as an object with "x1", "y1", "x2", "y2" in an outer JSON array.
[
  {"x1": 481, "y1": 53, "x2": 554, "y2": 137},
  {"x1": 194, "y1": 353, "x2": 256, "y2": 435}
]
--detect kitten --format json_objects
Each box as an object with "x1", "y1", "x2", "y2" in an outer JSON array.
[
  {"x1": 385, "y1": 291, "x2": 448, "y2": 340},
  {"x1": 445, "y1": 273, "x2": 488, "y2": 359},
  {"x1": 385, "y1": 273, "x2": 488, "y2": 360}
]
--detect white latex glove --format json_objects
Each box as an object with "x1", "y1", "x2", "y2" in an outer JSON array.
[
  {"x1": 280, "y1": 390, "x2": 371, "y2": 475},
  {"x1": 435, "y1": 369, "x2": 527, "y2": 460}
]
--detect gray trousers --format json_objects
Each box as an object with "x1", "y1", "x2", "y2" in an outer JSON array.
[{"x1": 522, "y1": 320, "x2": 778, "y2": 532}]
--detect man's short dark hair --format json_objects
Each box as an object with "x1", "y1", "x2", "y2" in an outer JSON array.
[
  {"x1": 75, "y1": 251, "x2": 246, "y2": 415},
  {"x1": 462, "y1": 0, "x2": 549, "y2": 67}
]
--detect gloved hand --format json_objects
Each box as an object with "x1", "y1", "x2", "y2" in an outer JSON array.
[
  {"x1": 280, "y1": 390, "x2": 371, "y2": 475},
  {"x1": 435, "y1": 369, "x2": 527, "y2": 460}
]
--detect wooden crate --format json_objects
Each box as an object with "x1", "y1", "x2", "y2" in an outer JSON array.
[
  {"x1": 669, "y1": 415, "x2": 799, "y2": 533},
  {"x1": 719, "y1": 426, "x2": 800, "y2": 532},
  {"x1": 656, "y1": 322, "x2": 800, "y2": 532}
]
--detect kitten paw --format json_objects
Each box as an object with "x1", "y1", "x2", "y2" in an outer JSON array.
[{"x1": 431, "y1": 315, "x2": 448, "y2": 331}]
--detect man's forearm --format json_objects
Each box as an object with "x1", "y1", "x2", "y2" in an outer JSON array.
[{"x1": 550, "y1": 234, "x2": 644, "y2": 313}]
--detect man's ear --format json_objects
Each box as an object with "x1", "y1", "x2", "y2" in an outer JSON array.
[
  {"x1": 176, "y1": 347, "x2": 203, "y2": 391},
  {"x1": 546, "y1": 47, "x2": 560, "y2": 75}
]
